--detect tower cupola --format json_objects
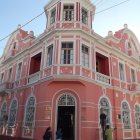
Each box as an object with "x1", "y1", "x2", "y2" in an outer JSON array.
[{"x1": 44, "y1": 0, "x2": 96, "y2": 31}]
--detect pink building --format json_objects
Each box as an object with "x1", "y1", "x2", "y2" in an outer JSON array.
[{"x1": 0, "y1": 0, "x2": 140, "y2": 140}]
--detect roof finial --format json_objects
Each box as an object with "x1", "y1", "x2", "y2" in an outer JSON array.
[
  {"x1": 124, "y1": 24, "x2": 128, "y2": 29},
  {"x1": 29, "y1": 31, "x2": 34, "y2": 36},
  {"x1": 17, "y1": 24, "x2": 21, "y2": 29},
  {"x1": 108, "y1": 31, "x2": 113, "y2": 36}
]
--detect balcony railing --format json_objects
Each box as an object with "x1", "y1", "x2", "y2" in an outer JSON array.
[
  {"x1": 96, "y1": 72, "x2": 110, "y2": 85},
  {"x1": 28, "y1": 72, "x2": 40, "y2": 84},
  {"x1": 0, "y1": 82, "x2": 13, "y2": 94}
]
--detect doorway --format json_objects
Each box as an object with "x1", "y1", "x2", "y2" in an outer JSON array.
[
  {"x1": 57, "y1": 106, "x2": 75, "y2": 140},
  {"x1": 56, "y1": 94, "x2": 76, "y2": 140}
]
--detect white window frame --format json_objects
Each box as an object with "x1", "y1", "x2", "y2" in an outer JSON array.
[
  {"x1": 99, "y1": 97, "x2": 112, "y2": 126},
  {"x1": 119, "y1": 62, "x2": 126, "y2": 81},
  {"x1": 0, "y1": 72, "x2": 4, "y2": 83},
  {"x1": 8, "y1": 98, "x2": 18, "y2": 127},
  {"x1": 7, "y1": 67, "x2": 13, "y2": 82},
  {"x1": 16, "y1": 62, "x2": 23, "y2": 80},
  {"x1": 134, "y1": 104, "x2": 140, "y2": 129},
  {"x1": 23, "y1": 96, "x2": 36, "y2": 128},
  {"x1": 121, "y1": 101, "x2": 132, "y2": 129},
  {"x1": 81, "y1": 44, "x2": 89, "y2": 67},
  {"x1": 63, "y1": 4, "x2": 74, "y2": 21},
  {"x1": 82, "y1": 7, "x2": 88, "y2": 25},
  {"x1": 50, "y1": 7, "x2": 56, "y2": 25},
  {"x1": 130, "y1": 68, "x2": 136, "y2": 83},
  {"x1": 61, "y1": 42, "x2": 74, "y2": 64},
  {"x1": 46, "y1": 44, "x2": 53, "y2": 67},
  {"x1": 0, "y1": 101, "x2": 7, "y2": 127}
]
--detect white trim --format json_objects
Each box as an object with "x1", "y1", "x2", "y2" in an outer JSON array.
[
  {"x1": 52, "y1": 88, "x2": 81, "y2": 140},
  {"x1": 55, "y1": 93, "x2": 77, "y2": 140},
  {"x1": 15, "y1": 61, "x2": 23, "y2": 81},
  {"x1": 121, "y1": 100, "x2": 132, "y2": 129},
  {"x1": 118, "y1": 60, "x2": 126, "y2": 82},
  {"x1": 98, "y1": 96, "x2": 112, "y2": 140},
  {"x1": 8, "y1": 97, "x2": 18, "y2": 127},
  {"x1": 6, "y1": 66, "x2": 13, "y2": 82},
  {"x1": 22, "y1": 94, "x2": 36, "y2": 139},
  {"x1": 134, "y1": 103, "x2": 140, "y2": 130},
  {"x1": 130, "y1": 67, "x2": 137, "y2": 83}
]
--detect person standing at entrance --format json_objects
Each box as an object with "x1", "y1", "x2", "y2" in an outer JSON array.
[
  {"x1": 105, "y1": 125, "x2": 116, "y2": 140},
  {"x1": 43, "y1": 126, "x2": 52, "y2": 140},
  {"x1": 56, "y1": 128, "x2": 63, "y2": 140}
]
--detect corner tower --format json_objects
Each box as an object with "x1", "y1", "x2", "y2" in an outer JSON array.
[{"x1": 44, "y1": 0, "x2": 96, "y2": 31}]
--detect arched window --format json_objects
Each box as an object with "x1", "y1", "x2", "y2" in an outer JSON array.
[
  {"x1": 122, "y1": 102, "x2": 131, "y2": 129},
  {"x1": 8, "y1": 99, "x2": 18, "y2": 126},
  {"x1": 100, "y1": 98, "x2": 111, "y2": 125},
  {"x1": 0, "y1": 102, "x2": 7, "y2": 127},
  {"x1": 58, "y1": 94, "x2": 75, "y2": 106},
  {"x1": 135, "y1": 104, "x2": 140, "y2": 129},
  {"x1": 24, "y1": 96, "x2": 36, "y2": 129}
]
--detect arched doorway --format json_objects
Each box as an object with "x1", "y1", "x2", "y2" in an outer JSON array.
[
  {"x1": 56, "y1": 94, "x2": 75, "y2": 140},
  {"x1": 99, "y1": 97, "x2": 111, "y2": 140},
  {"x1": 100, "y1": 97, "x2": 111, "y2": 125}
]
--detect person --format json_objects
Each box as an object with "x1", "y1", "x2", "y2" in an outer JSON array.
[
  {"x1": 2, "y1": 113, "x2": 8, "y2": 135},
  {"x1": 105, "y1": 125, "x2": 116, "y2": 140},
  {"x1": 56, "y1": 128, "x2": 63, "y2": 140},
  {"x1": 43, "y1": 126, "x2": 52, "y2": 140}
]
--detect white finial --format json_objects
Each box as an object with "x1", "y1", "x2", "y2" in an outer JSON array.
[
  {"x1": 29, "y1": 31, "x2": 34, "y2": 36},
  {"x1": 108, "y1": 31, "x2": 113, "y2": 36},
  {"x1": 17, "y1": 24, "x2": 21, "y2": 29},
  {"x1": 124, "y1": 24, "x2": 128, "y2": 29}
]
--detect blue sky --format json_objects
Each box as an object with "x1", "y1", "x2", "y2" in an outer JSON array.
[{"x1": 0, "y1": 0, "x2": 139, "y2": 57}]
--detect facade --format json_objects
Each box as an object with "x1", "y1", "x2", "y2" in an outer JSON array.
[{"x1": 0, "y1": 0, "x2": 140, "y2": 140}]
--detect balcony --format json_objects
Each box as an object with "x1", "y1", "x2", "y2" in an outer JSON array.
[
  {"x1": 0, "y1": 82, "x2": 13, "y2": 95},
  {"x1": 28, "y1": 72, "x2": 40, "y2": 84},
  {"x1": 96, "y1": 72, "x2": 110, "y2": 85}
]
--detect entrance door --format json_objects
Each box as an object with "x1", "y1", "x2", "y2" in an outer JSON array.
[
  {"x1": 56, "y1": 94, "x2": 76, "y2": 140},
  {"x1": 57, "y1": 106, "x2": 75, "y2": 140}
]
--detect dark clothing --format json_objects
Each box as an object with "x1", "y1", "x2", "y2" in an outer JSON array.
[
  {"x1": 56, "y1": 129, "x2": 63, "y2": 139},
  {"x1": 43, "y1": 130, "x2": 51, "y2": 140}
]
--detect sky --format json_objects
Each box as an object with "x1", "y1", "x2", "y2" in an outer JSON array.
[{"x1": 0, "y1": 0, "x2": 140, "y2": 57}]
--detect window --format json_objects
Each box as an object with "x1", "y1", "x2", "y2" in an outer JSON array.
[
  {"x1": 29, "y1": 53, "x2": 42, "y2": 75},
  {"x1": 47, "y1": 45, "x2": 53, "y2": 66},
  {"x1": 82, "y1": 45, "x2": 89, "y2": 67},
  {"x1": 131, "y1": 69, "x2": 136, "y2": 82},
  {"x1": 50, "y1": 8, "x2": 56, "y2": 24},
  {"x1": 134, "y1": 105, "x2": 140, "y2": 129},
  {"x1": 13, "y1": 42, "x2": 17, "y2": 50},
  {"x1": 58, "y1": 94, "x2": 75, "y2": 106},
  {"x1": 96, "y1": 52, "x2": 109, "y2": 76},
  {"x1": 122, "y1": 102, "x2": 131, "y2": 129},
  {"x1": 24, "y1": 96, "x2": 36, "y2": 129},
  {"x1": 82, "y1": 8, "x2": 88, "y2": 25},
  {"x1": 8, "y1": 99, "x2": 18, "y2": 127},
  {"x1": 119, "y1": 63, "x2": 125, "y2": 81},
  {"x1": 16, "y1": 62, "x2": 22, "y2": 80},
  {"x1": 61, "y1": 43, "x2": 73, "y2": 64},
  {"x1": 63, "y1": 5, "x2": 74, "y2": 21},
  {"x1": 100, "y1": 98, "x2": 111, "y2": 125},
  {"x1": 127, "y1": 42, "x2": 132, "y2": 50},
  {"x1": 7, "y1": 68, "x2": 12, "y2": 81},
  {"x1": 0, "y1": 102, "x2": 7, "y2": 127},
  {"x1": 0, "y1": 73, "x2": 4, "y2": 83}
]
